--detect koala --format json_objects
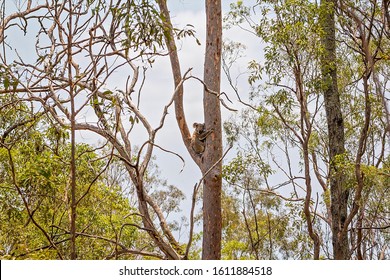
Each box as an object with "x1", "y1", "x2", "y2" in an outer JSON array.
[{"x1": 191, "y1": 122, "x2": 213, "y2": 154}]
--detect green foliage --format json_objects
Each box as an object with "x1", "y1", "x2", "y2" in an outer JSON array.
[
  {"x1": 223, "y1": 153, "x2": 273, "y2": 185},
  {"x1": 0, "y1": 64, "x2": 18, "y2": 91},
  {"x1": 119, "y1": 0, "x2": 166, "y2": 52},
  {"x1": 0, "y1": 102, "x2": 142, "y2": 259},
  {"x1": 222, "y1": 109, "x2": 311, "y2": 259},
  {"x1": 98, "y1": 0, "x2": 200, "y2": 57},
  {"x1": 220, "y1": 179, "x2": 307, "y2": 259}
]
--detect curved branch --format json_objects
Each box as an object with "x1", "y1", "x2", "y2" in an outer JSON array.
[
  {"x1": 144, "y1": 193, "x2": 184, "y2": 256},
  {"x1": 0, "y1": 3, "x2": 50, "y2": 43},
  {"x1": 156, "y1": 1, "x2": 202, "y2": 167}
]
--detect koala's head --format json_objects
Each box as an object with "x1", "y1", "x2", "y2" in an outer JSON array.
[{"x1": 193, "y1": 122, "x2": 205, "y2": 133}]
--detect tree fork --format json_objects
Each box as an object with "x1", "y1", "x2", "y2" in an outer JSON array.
[{"x1": 157, "y1": 0, "x2": 223, "y2": 259}]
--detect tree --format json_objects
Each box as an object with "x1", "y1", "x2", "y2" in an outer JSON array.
[
  {"x1": 0, "y1": 0, "x2": 187, "y2": 259},
  {"x1": 222, "y1": 147, "x2": 310, "y2": 259},
  {"x1": 225, "y1": 0, "x2": 324, "y2": 259},
  {"x1": 319, "y1": 0, "x2": 349, "y2": 259},
  {"x1": 157, "y1": 0, "x2": 223, "y2": 259},
  {"x1": 224, "y1": 0, "x2": 389, "y2": 259},
  {"x1": 0, "y1": 96, "x2": 145, "y2": 259},
  {"x1": 335, "y1": 0, "x2": 390, "y2": 259}
]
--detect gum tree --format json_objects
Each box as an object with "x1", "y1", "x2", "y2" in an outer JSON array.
[
  {"x1": 157, "y1": 0, "x2": 224, "y2": 259},
  {"x1": 224, "y1": 0, "x2": 389, "y2": 259},
  {"x1": 319, "y1": 0, "x2": 349, "y2": 259}
]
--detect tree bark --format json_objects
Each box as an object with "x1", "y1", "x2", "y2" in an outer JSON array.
[
  {"x1": 201, "y1": 0, "x2": 223, "y2": 260},
  {"x1": 320, "y1": 0, "x2": 350, "y2": 259}
]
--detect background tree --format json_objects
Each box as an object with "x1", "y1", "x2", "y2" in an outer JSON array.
[
  {"x1": 336, "y1": 0, "x2": 390, "y2": 259},
  {"x1": 0, "y1": 96, "x2": 145, "y2": 259},
  {"x1": 0, "y1": 0, "x2": 190, "y2": 259},
  {"x1": 224, "y1": 0, "x2": 389, "y2": 259}
]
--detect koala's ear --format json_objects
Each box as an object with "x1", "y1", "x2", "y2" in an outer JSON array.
[{"x1": 193, "y1": 123, "x2": 197, "y2": 128}]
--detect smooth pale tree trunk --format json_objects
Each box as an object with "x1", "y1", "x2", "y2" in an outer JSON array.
[{"x1": 320, "y1": 0, "x2": 350, "y2": 259}]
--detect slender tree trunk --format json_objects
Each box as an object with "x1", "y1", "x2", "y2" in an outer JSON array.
[
  {"x1": 303, "y1": 142, "x2": 321, "y2": 259},
  {"x1": 67, "y1": 0, "x2": 77, "y2": 260},
  {"x1": 295, "y1": 66, "x2": 321, "y2": 259},
  {"x1": 201, "y1": 0, "x2": 223, "y2": 260},
  {"x1": 320, "y1": 0, "x2": 349, "y2": 259}
]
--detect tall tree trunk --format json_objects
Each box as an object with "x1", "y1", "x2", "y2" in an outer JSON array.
[
  {"x1": 67, "y1": 0, "x2": 77, "y2": 260},
  {"x1": 320, "y1": 0, "x2": 349, "y2": 259},
  {"x1": 157, "y1": 0, "x2": 223, "y2": 259},
  {"x1": 201, "y1": 0, "x2": 223, "y2": 260}
]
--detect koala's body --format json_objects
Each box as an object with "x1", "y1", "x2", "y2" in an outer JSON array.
[{"x1": 191, "y1": 123, "x2": 213, "y2": 154}]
